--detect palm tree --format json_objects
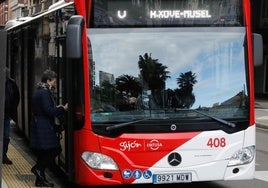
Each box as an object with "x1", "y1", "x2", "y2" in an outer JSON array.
[
  {"x1": 116, "y1": 74, "x2": 142, "y2": 97},
  {"x1": 175, "y1": 71, "x2": 197, "y2": 108},
  {"x1": 137, "y1": 53, "x2": 170, "y2": 107},
  {"x1": 176, "y1": 71, "x2": 197, "y2": 91},
  {"x1": 138, "y1": 53, "x2": 170, "y2": 91}
]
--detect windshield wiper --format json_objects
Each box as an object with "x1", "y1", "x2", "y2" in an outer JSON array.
[
  {"x1": 192, "y1": 109, "x2": 236, "y2": 128},
  {"x1": 106, "y1": 118, "x2": 148, "y2": 131},
  {"x1": 106, "y1": 109, "x2": 236, "y2": 131}
]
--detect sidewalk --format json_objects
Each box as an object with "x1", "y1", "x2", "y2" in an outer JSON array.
[
  {"x1": 255, "y1": 98, "x2": 268, "y2": 129},
  {"x1": 1, "y1": 124, "x2": 64, "y2": 188},
  {"x1": 1, "y1": 179, "x2": 7, "y2": 188}
]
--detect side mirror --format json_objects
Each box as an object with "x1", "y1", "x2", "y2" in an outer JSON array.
[
  {"x1": 253, "y1": 33, "x2": 263, "y2": 67},
  {"x1": 66, "y1": 15, "x2": 85, "y2": 59}
]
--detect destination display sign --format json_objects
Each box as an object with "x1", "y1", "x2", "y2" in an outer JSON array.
[{"x1": 91, "y1": 0, "x2": 242, "y2": 27}]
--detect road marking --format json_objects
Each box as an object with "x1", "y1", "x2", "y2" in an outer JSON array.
[{"x1": 254, "y1": 171, "x2": 268, "y2": 182}]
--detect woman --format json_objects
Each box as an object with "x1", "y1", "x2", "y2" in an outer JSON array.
[{"x1": 30, "y1": 69, "x2": 68, "y2": 187}]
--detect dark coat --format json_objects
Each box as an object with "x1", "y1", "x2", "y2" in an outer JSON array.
[
  {"x1": 5, "y1": 78, "x2": 20, "y2": 121},
  {"x1": 30, "y1": 84, "x2": 65, "y2": 150}
]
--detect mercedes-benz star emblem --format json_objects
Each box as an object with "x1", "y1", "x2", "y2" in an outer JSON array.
[{"x1": 168, "y1": 152, "x2": 182, "y2": 166}]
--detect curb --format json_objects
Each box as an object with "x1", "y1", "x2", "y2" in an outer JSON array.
[
  {"x1": 256, "y1": 122, "x2": 268, "y2": 130},
  {"x1": 1, "y1": 179, "x2": 8, "y2": 188}
]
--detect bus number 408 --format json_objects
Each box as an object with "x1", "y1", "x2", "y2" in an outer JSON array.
[{"x1": 207, "y1": 137, "x2": 226, "y2": 148}]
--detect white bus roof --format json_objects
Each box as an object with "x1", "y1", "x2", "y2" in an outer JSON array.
[{"x1": 5, "y1": 0, "x2": 74, "y2": 31}]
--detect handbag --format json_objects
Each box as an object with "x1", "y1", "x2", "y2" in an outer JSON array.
[{"x1": 54, "y1": 116, "x2": 65, "y2": 139}]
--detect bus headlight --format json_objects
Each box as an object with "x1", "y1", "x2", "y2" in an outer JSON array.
[
  {"x1": 227, "y1": 146, "x2": 255, "y2": 166},
  {"x1": 81, "y1": 152, "x2": 119, "y2": 170}
]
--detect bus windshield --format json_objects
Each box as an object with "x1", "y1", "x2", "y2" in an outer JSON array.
[{"x1": 88, "y1": 27, "x2": 248, "y2": 133}]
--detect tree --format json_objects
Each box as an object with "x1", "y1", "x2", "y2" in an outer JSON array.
[
  {"x1": 137, "y1": 53, "x2": 170, "y2": 107},
  {"x1": 116, "y1": 74, "x2": 142, "y2": 97},
  {"x1": 100, "y1": 80, "x2": 116, "y2": 103},
  {"x1": 177, "y1": 71, "x2": 197, "y2": 91},
  {"x1": 175, "y1": 71, "x2": 197, "y2": 108},
  {"x1": 138, "y1": 53, "x2": 170, "y2": 90}
]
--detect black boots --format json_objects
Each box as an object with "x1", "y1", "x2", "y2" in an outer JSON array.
[
  {"x1": 35, "y1": 178, "x2": 54, "y2": 187},
  {"x1": 31, "y1": 166, "x2": 54, "y2": 187},
  {"x1": 2, "y1": 154, "x2": 13, "y2": 164}
]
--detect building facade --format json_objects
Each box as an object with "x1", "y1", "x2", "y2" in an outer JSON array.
[
  {"x1": 0, "y1": 0, "x2": 61, "y2": 25},
  {"x1": 0, "y1": 0, "x2": 8, "y2": 24}
]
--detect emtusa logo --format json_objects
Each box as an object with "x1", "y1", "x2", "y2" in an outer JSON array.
[{"x1": 147, "y1": 139, "x2": 163, "y2": 150}]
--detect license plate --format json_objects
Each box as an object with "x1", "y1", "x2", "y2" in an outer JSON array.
[{"x1": 153, "y1": 173, "x2": 192, "y2": 184}]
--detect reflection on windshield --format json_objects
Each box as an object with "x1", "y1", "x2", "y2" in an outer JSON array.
[{"x1": 88, "y1": 27, "x2": 248, "y2": 122}]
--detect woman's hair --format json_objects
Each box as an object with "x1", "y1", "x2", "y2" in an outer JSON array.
[{"x1": 41, "y1": 69, "x2": 57, "y2": 83}]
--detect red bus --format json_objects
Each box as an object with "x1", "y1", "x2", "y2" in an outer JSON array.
[{"x1": 5, "y1": 0, "x2": 263, "y2": 186}]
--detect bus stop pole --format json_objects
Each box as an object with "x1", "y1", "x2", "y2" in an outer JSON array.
[{"x1": 0, "y1": 30, "x2": 7, "y2": 188}]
